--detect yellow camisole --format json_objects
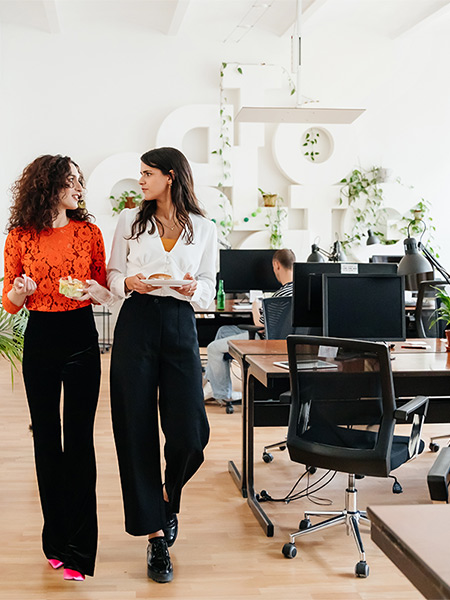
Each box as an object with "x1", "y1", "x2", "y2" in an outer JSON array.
[{"x1": 161, "y1": 237, "x2": 177, "y2": 252}]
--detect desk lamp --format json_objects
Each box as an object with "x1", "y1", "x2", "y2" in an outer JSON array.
[
  {"x1": 397, "y1": 219, "x2": 450, "y2": 286},
  {"x1": 307, "y1": 243, "x2": 325, "y2": 262},
  {"x1": 366, "y1": 229, "x2": 380, "y2": 245},
  {"x1": 307, "y1": 240, "x2": 347, "y2": 263}
]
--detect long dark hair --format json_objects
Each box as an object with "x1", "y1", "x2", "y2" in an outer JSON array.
[
  {"x1": 7, "y1": 154, "x2": 92, "y2": 233},
  {"x1": 130, "y1": 147, "x2": 205, "y2": 244}
]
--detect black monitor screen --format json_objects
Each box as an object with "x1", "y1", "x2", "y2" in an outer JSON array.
[
  {"x1": 323, "y1": 274, "x2": 405, "y2": 341},
  {"x1": 219, "y1": 249, "x2": 280, "y2": 293},
  {"x1": 292, "y1": 262, "x2": 398, "y2": 329},
  {"x1": 370, "y1": 255, "x2": 403, "y2": 264}
]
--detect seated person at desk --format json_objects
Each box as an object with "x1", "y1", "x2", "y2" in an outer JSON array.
[{"x1": 204, "y1": 248, "x2": 295, "y2": 403}]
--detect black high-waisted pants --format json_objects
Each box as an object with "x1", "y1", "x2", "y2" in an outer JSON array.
[
  {"x1": 22, "y1": 306, "x2": 100, "y2": 576},
  {"x1": 110, "y1": 294, "x2": 210, "y2": 536}
]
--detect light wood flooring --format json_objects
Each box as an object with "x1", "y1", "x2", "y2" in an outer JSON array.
[{"x1": 1, "y1": 352, "x2": 447, "y2": 600}]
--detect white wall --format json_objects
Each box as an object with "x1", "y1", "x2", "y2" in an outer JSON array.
[{"x1": 1, "y1": 1, "x2": 449, "y2": 271}]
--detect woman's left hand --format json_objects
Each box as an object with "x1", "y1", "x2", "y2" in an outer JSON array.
[{"x1": 176, "y1": 273, "x2": 197, "y2": 298}]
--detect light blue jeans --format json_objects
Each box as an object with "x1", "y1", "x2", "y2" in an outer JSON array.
[{"x1": 205, "y1": 325, "x2": 248, "y2": 400}]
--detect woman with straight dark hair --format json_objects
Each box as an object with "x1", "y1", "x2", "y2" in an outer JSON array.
[
  {"x1": 2, "y1": 154, "x2": 110, "y2": 581},
  {"x1": 107, "y1": 147, "x2": 216, "y2": 583}
]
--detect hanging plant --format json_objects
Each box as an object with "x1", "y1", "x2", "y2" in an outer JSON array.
[
  {"x1": 265, "y1": 196, "x2": 287, "y2": 250},
  {"x1": 211, "y1": 62, "x2": 297, "y2": 241},
  {"x1": 339, "y1": 166, "x2": 390, "y2": 249},
  {"x1": 303, "y1": 129, "x2": 320, "y2": 162},
  {"x1": 210, "y1": 62, "x2": 243, "y2": 240}
]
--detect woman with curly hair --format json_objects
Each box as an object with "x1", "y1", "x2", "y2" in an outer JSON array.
[
  {"x1": 107, "y1": 147, "x2": 216, "y2": 583},
  {"x1": 2, "y1": 154, "x2": 109, "y2": 581}
]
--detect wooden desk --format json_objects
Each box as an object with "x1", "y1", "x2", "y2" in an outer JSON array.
[
  {"x1": 229, "y1": 339, "x2": 450, "y2": 536},
  {"x1": 367, "y1": 504, "x2": 450, "y2": 599},
  {"x1": 227, "y1": 340, "x2": 287, "y2": 497},
  {"x1": 228, "y1": 337, "x2": 449, "y2": 499},
  {"x1": 195, "y1": 299, "x2": 253, "y2": 346}
]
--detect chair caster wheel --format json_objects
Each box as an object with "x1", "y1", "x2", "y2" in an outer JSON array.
[
  {"x1": 355, "y1": 561, "x2": 369, "y2": 578},
  {"x1": 429, "y1": 442, "x2": 440, "y2": 452},
  {"x1": 279, "y1": 445, "x2": 286, "y2": 451},
  {"x1": 282, "y1": 543, "x2": 297, "y2": 558},
  {"x1": 299, "y1": 518, "x2": 311, "y2": 530},
  {"x1": 262, "y1": 452, "x2": 274, "y2": 463},
  {"x1": 226, "y1": 404, "x2": 234, "y2": 414}
]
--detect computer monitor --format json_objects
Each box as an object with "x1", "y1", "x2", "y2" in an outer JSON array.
[
  {"x1": 219, "y1": 249, "x2": 280, "y2": 294},
  {"x1": 322, "y1": 273, "x2": 406, "y2": 341},
  {"x1": 370, "y1": 255, "x2": 403, "y2": 264},
  {"x1": 292, "y1": 262, "x2": 398, "y2": 329}
]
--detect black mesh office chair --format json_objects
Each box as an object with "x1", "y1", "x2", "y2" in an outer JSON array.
[
  {"x1": 263, "y1": 296, "x2": 297, "y2": 339},
  {"x1": 281, "y1": 334, "x2": 429, "y2": 578}
]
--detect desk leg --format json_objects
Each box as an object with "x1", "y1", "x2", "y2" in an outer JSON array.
[
  {"x1": 228, "y1": 359, "x2": 248, "y2": 498},
  {"x1": 246, "y1": 374, "x2": 274, "y2": 537}
]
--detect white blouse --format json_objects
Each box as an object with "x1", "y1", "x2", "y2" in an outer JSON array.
[{"x1": 107, "y1": 208, "x2": 217, "y2": 309}]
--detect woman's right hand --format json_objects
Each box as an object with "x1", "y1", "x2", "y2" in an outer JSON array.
[
  {"x1": 125, "y1": 273, "x2": 160, "y2": 294},
  {"x1": 7, "y1": 274, "x2": 37, "y2": 308},
  {"x1": 12, "y1": 274, "x2": 37, "y2": 296}
]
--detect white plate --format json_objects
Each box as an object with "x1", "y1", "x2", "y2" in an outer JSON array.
[{"x1": 141, "y1": 279, "x2": 186, "y2": 287}]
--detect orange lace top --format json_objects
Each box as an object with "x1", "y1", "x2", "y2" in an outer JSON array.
[{"x1": 2, "y1": 220, "x2": 107, "y2": 314}]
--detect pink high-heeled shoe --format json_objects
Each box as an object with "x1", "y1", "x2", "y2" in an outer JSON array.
[
  {"x1": 48, "y1": 559, "x2": 64, "y2": 569},
  {"x1": 63, "y1": 568, "x2": 85, "y2": 581}
]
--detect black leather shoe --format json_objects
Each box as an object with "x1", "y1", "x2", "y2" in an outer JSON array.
[
  {"x1": 163, "y1": 513, "x2": 178, "y2": 548},
  {"x1": 147, "y1": 537, "x2": 173, "y2": 583}
]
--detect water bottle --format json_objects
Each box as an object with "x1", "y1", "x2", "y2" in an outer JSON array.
[{"x1": 217, "y1": 279, "x2": 225, "y2": 311}]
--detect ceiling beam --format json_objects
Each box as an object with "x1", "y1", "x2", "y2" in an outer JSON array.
[
  {"x1": 392, "y1": 0, "x2": 450, "y2": 39},
  {"x1": 166, "y1": 0, "x2": 190, "y2": 36},
  {"x1": 282, "y1": 0, "x2": 331, "y2": 36}
]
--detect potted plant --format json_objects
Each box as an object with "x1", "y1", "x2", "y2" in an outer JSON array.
[
  {"x1": 399, "y1": 198, "x2": 439, "y2": 257},
  {"x1": 258, "y1": 188, "x2": 279, "y2": 207},
  {"x1": 110, "y1": 190, "x2": 143, "y2": 215},
  {"x1": 429, "y1": 287, "x2": 450, "y2": 349}
]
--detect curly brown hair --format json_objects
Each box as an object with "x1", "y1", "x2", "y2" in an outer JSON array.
[
  {"x1": 130, "y1": 147, "x2": 205, "y2": 244},
  {"x1": 7, "y1": 154, "x2": 93, "y2": 233}
]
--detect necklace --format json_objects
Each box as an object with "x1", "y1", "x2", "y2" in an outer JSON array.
[{"x1": 158, "y1": 215, "x2": 177, "y2": 231}]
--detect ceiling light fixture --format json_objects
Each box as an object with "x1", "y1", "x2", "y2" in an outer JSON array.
[
  {"x1": 235, "y1": 0, "x2": 365, "y2": 124},
  {"x1": 223, "y1": 1, "x2": 274, "y2": 44}
]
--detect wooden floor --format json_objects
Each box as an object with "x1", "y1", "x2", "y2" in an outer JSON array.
[{"x1": 0, "y1": 353, "x2": 447, "y2": 600}]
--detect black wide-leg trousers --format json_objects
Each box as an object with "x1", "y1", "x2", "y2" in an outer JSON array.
[
  {"x1": 22, "y1": 307, "x2": 100, "y2": 576},
  {"x1": 110, "y1": 294, "x2": 209, "y2": 536}
]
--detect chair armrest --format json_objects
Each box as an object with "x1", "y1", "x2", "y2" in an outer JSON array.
[
  {"x1": 237, "y1": 324, "x2": 264, "y2": 340},
  {"x1": 279, "y1": 390, "x2": 291, "y2": 405},
  {"x1": 427, "y1": 446, "x2": 450, "y2": 502},
  {"x1": 394, "y1": 395, "x2": 429, "y2": 421}
]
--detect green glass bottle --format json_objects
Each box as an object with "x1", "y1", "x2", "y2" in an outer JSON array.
[{"x1": 217, "y1": 279, "x2": 225, "y2": 311}]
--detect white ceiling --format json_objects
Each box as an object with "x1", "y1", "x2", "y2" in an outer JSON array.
[{"x1": 0, "y1": 0, "x2": 449, "y2": 40}]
